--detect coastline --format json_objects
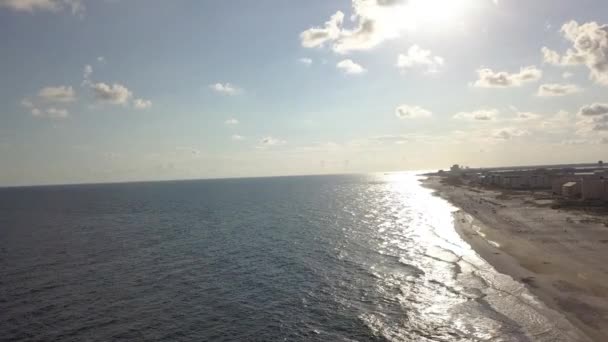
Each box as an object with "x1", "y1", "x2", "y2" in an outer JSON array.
[{"x1": 422, "y1": 176, "x2": 608, "y2": 342}]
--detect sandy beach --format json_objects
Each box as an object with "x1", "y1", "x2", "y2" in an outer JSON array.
[{"x1": 423, "y1": 176, "x2": 608, "y2": 342}]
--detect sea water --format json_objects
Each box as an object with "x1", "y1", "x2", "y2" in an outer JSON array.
[{"x1": 0, "y1": 173, "x2": 585, "y2": 341}]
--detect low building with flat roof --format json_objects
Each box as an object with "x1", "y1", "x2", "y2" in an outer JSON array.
[
  {"x1": 562, "y1": 182, "x2": 581, "y2": 198},
  {"x1": 552, "y1": 176, "x2": 580, "y2": 195}
]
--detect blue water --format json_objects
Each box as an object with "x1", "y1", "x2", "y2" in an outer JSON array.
[{"x1": 0, "y1": 174, "x2": 586, "y2": 341}]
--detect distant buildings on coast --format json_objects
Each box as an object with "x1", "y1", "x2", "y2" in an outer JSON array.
[{"x1": 437, "y1": 162, "x2": 608, "y2": 202}]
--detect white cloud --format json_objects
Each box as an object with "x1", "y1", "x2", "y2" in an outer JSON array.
[
  {"x1": 562, "y1": 71, "x2": 574, "y2": 79},
  {"x1": 395, "y1": 105, "x2": 432, "y2": 119},
  {"x1": 258, "y1": 136, "x2": 285, "y2": 148},
  {"x1": 298, "y1": 57, "x2": 313, "y2": 66},
  {"x1": 299, "y1": 0, "x2": 411, "y2": 54},
  {"x1": 209, "y1": 82, "x2": 239, "y2": 95},
  {"x1": 38, "y1": 85, "x2": 76, "y2": 103},
  {"x1": 133, "y1": 98, "x2": 152, "y2": 110},
  {"x1": 300, "y1": 11, "x2": 345, "y2": 49},
  {"x1": 90, "y1": 82, "x2": 133, "y2": 105},
  {"x1": 514, "y1": 111, "x2": 541, "y2": 121},
  {"x1": 577, "y1": 115, "x2": 608, "y2": 134},
  {"x1": 21, "y1": 87, "x2": 74, "y2": 119},
  {"x1": 20, "y1": 98, "x2": 34, "y2": 109},
  {"x1": 300, "y1": 0, "x2": 490, "y2": 54},
  {"x1": 336, "y1": 59, "x2": 366, "y2": 74},
  {"x1": 21, "y1": 98, "x2": 42, "y2": 118},
  {"x1": 576, "y1": 103, "x2": 608, "y2": 135},
  {"x1": 454, "y1": 109, "x2": 498, "y2": 121},
  {"x1": 225, "y1": 118, "x2": 239, "y2": 125},
  {"x1": 536, "y1": 83, "x2": 582, "y2": 97},
  {"x1": 231, "y1": 134, "x2": 245, "y2": 141},
  {"x1": 45, "y1": 107, "x2": 69, "y2": 118},
  {"x1": 473, "y1": 66, "x2": 542, "y2": 88},
  {"x1": 0, "y1": 0, "x2": 84, "y2": 14},
  {"x1": 541, "y1": 47, "x2": 562, "y2": 65},
  {"x1": 493, "y1": 128, "x2": 530, "y2": 140},
  {"x1": 543, "y1": 21, "x2": 608, "y2": 85},
  {"x1": 82, "y1": 64, "x2": 93, "y2": 86},
  {"x1": 97, "y1": 56, "x2": 105, "y2": 63},
  {"x1": 30, "y1": 107, "x2": 68, "y2": 119},
  {"x1": 397, "y1": 45, "x2": 444, "y2": 72}
]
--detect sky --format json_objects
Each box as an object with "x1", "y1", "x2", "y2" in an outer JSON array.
[{"x1": 1, "y1": 0, "x2": 608, "y2": 186}]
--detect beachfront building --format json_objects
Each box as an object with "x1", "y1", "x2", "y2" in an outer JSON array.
[
  {"x1": 562, "y1": 182, "x2": 581, "y2": 198},
  {"x1": 487, "y1": 171, "x2": 552, "y2": 190},
  {"x1": 552, "y1": 176, "x2": 580, "y2": 195},
  {"x1": 582, "y1": 178, "x2": 604, "y2": 200},
  {"x1": 444, "y1": 163, "x2": 608, "y2": 197}
]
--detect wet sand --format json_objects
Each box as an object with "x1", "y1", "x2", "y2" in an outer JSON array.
[{"x1": 423, "y1": 176, "x2": 608, "y2": 342}]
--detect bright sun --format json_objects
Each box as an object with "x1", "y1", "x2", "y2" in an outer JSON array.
[{"x1": 405, "y1": 0, "x2": 474, "y2": 27}]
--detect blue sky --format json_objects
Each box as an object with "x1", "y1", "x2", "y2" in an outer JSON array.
[{"x1": 1, "y1": 0, "x2": 608, "y2": 186}]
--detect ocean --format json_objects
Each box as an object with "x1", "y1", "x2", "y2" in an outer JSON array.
[{"x1": 0, "y1": 173, "x2": 582, "y2": 341}]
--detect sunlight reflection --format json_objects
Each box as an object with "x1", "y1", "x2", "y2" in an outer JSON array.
[{"x1": 363, "y1": 172, "x2": 575, "y2": 341}]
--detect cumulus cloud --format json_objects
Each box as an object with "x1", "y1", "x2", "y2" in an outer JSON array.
[
  {"x1": 90, "y1": 82, "x2": 133, "y2": 105},
  {"x1": 29, "y1": 107, "x2": 68, "y2": 119},
  {"x1": 536, "y1": 83, "x2": 582, "y2": 97},
  {"x1": 300, "y1": 0, "x2": 411, "y2": 54},
  {"x1": 576, "y1": 103, "x2": 608, "y2": 135},
  {"x1": 257, "y1": 136, "x2": 285, "y2": 148},
  {"x1": 514, "y1": 111, "x2": 541, "y2": 121},
  {"x1": 209, "y1": 82, "x2": 239, "y2": 95},
  {"x1": 577, "y1": 114, "x2": 608, "y2": 133},
  {"x1": 38, "y1": 85, "x2": 76, "y2": 103},
  {"x1": 542, "y1": 21, "x2": 608, "y2": 85},
  {"x1": 577, "y1": 103, "x2": 608, "y2": 116},
  {"x1": 492, "y1": 128, "x2": 530, "y2": 140},
  {"x1": 21, "y1": 88, "x2": 72, "y2": 119},
  {"x1": 225, "y1": 118, "x2": 239, "y2": 125},
  {"x1": 541, "y1": 47, "x2": 562, "y2": 65},
  {"x1": 298, "y1": 57, "x2": 313, "y2": 66},
  {"x1": 261, "y1": 136, "x2": 281, "y2": 145},
  {"x1": 300, "y1": 0, "x2": 496, "y2": 54},
  {"x1": 133, "y1": 98, "x2": 152, "y2": 110},
  {"x1": 44, "y1": 107, "x2": 69, "y2": 118},
  {"x1": 473, "y1": 66, "x2": 542, "y2": 88},
  {"x1": 336, "y1": 59, "x2": 366, "y2": 74},
  {"x1": 20, "y1": 98, "x2": 34, "y2": 109},
  {"x1": 395, "y1": 105, "x2": 432, "y2": 119},
  {"x1": 454, "y1": 109, "x2": 498, "y2": 121},
  {"x1": 81, "y1": 62, "x2": 150, "y2": 109},
  {"x1": 0, "y1": 0, "x2": 84, "y2": 14},
  {"x1": 562, "y1": 71, "x2": 574, "y2": 79},
  {"x1": 397, "y1": 45, "x2": 444, "y2": 72},
  {"x1": 300, "y1": 11, "x2": 345, "y2": 49}
]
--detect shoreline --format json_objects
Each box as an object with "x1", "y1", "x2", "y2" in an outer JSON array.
[{"x1": 422, "y1": 176, "x2": 608, "y2": 342}]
